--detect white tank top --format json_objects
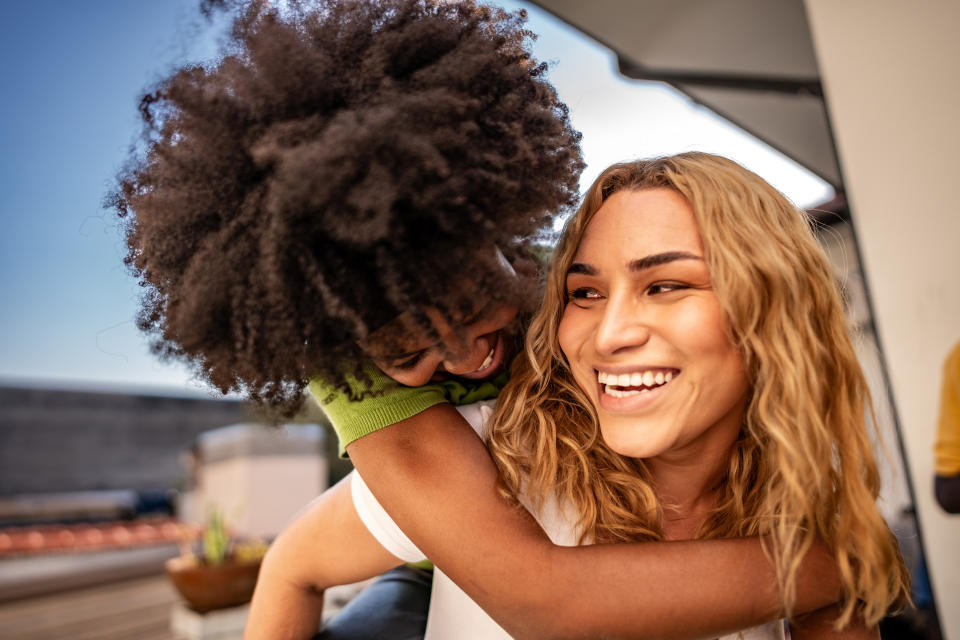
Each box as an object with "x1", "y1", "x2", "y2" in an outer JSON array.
[{"x1": 350, "y1": 401, "x2": 786, "y2": 640}]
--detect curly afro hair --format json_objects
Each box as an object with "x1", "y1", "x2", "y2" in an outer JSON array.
[{"x1": 109, "y1": 0, "x2": 583, "y2": 417}]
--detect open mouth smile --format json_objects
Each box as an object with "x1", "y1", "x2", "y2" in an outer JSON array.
[{"x1": 597, "y1": 368, "x2": 678, "y2": 398}]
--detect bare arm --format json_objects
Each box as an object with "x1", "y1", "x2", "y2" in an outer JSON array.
[
  {"x1": 245, "y1": 476, "x2": 402, "y2": 640},
  {"x1": 791, "y1": 606, "x2": 880, "y2": 640},
  {"x1": 348, "y1": 403, "x2": 842, "y2": 640}
]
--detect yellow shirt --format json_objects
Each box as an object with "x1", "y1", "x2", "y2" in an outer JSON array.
[{"x1": 935, "y1": 340, "x2": 960, "y2": 475}]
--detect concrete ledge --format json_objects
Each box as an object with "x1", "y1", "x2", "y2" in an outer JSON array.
[{"x1": 0, "y1": 544, "x2": 179, "y2": 602}]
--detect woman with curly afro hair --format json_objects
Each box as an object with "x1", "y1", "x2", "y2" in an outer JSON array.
[
  {"x1": 113, "y1": 1, "x2": 848, "y2": 638},
  {"x1": 112, "y1": 0, "x2": 581, "y2": 416}
]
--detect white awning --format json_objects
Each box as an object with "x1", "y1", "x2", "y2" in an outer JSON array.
[{"x1": 529, "y1": 0, "x2": 840, "y2": 188}]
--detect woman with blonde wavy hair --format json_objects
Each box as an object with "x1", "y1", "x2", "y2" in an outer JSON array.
[
  {"x1": 248, "y1": 151, "x2": 906, "y2": 639},
  {"x1": 490, "y1": 151, "x2": 910, "y2": 636}
]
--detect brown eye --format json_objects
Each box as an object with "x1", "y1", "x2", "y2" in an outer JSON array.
[
  {"x1": 568, "y1": 287, "x2": 603, "y2": 307},
  {"x1": 647, "y1": 282, "x2": 689, "y2": 295}
]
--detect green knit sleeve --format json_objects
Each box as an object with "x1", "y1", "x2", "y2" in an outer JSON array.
[
  {"x1": 309, "y1": 368, "x2": 448, "y2": 458},
  {"x1": 309, "y1": 368, "x2": 509, "y2": 458}
]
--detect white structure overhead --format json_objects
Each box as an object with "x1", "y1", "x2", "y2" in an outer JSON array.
[{"x1": 529, "y1": 0, "x2": 841, "y2": 187}]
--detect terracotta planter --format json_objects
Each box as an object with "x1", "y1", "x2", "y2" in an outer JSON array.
[{"x1": 165, "y1": 555, "x2": 262, "y2": 613}]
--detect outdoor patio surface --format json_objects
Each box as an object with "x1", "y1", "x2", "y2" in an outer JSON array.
[
  {"x1": 0, "y1": 573, "x2": 179, "y2": 640},
  {"x1": 0, "y1": 552, "x2": 371, "y2": 640}
]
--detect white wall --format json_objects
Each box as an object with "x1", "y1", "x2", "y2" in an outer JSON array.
[
  {"x1": 804, "y1": 1, "x2": 960, "y2": 636},
  {"x1": 200, "y1": 455, "x2": 328, "y2": 539}
]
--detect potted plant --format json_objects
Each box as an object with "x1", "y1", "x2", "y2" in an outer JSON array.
[{"x1": 165, "y1": 508, "x2": 268, "y2": 613}]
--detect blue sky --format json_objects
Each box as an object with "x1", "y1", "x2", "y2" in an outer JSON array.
[{"x1": 0, "y1": 1, "x2": 831, "y2": 397}]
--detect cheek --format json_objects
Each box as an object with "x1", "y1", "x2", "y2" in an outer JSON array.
[
  {"x1": 675, "y1": 300, "x2": 733, "y2": 358},
  {"x1": 687, "y1": 305, "x2": 749, "y2": 405},
  {"x1": 558, "y1": 307, "x2": 595, "y2": 388},
  {"x1": 376, "y1": 356, "x2": 443, "y2": 387},
  {"x1": 487, "y1": 305, "x2": 520, "y2": 334},
  {"x1": 557, "y1": 307, "x2": 580, "y2": 363},
  {"x1": 377, "y1": 367, "x2": 427, "y2": 387}
]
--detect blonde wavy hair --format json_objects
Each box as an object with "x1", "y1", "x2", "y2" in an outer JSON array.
[{"x1": 488, "y1": 152, "x2": 909, "y2": 627}]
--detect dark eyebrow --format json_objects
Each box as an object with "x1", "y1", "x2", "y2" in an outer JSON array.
[
  {"x1": 566, "y1": 262, "x2": 596, "y2": 276},
  {"x1": 567, "y1": 251, "x2": 703, "y2": 278},
  {"x1": 628, "y1": 251, "x2": 703, "y2": 272}
]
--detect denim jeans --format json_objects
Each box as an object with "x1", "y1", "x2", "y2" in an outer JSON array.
[{"x1": 314, "y1": 566, "x2": 433, "y2": 640}]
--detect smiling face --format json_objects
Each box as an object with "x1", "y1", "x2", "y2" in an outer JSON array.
[
  {"x1": 358, "y1": 246, "x2": 529, "y2": 386},
  {"x1": 360, "y1": 302, "x2": 519, "y2": 386},
  {"x1": 557, "y1": 188, "x2": 749, "y2": 461}
]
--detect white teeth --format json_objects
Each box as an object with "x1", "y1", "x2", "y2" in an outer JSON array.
[
  {"x1": 597, "y1": 370, "x2": 677, "y2": 387},
  {"x1": 597, "y1": 368, "x2": 677, "y2": 396},
  {"x1": 476, "y1": 347, "x2": 495, "y2": 372},
  {"x1": 604, "y1": 385, "x2": 644, "y2": 398}
]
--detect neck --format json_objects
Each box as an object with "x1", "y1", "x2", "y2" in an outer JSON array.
[{"x1": 646, "y1": 432, "x2": 740, "y2": 541}]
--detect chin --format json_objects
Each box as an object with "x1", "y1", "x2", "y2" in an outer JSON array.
[
  {"x1": 598, "y1": 420, "x2": 674, "y2": 460},
  {"x1": 604, "y1": 438, "x2": 656, "y2": 459}
]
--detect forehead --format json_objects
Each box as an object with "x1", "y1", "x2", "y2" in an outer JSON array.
[{"x1": 574, "y1": 188, "x2": 703, "y2": 261}]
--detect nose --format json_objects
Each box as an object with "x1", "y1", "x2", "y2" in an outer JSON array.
[{"x1": 593, "y1": 291, "x2": 651, "y2": 357}]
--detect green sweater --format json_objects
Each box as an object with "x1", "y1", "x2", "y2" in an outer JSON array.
[{"x1": 309, "y1": 367, "x2": 508, "y2": 457}]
